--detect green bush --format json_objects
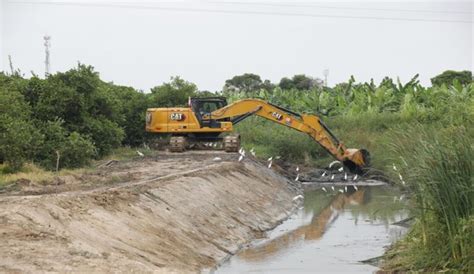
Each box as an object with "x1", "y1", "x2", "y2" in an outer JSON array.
[
  {"x1": 149, "y1": 76, "x2": 197, "y2": 107},
  {"x1": 0, "y1": 86, "x2": 40, "y2": 171},
  {"x1": 34, "y1": 119, "x2": 97, "y2": 170},
  {"x1": 0, "y1": 65, "x2": 129, "y2": 170},
  {"x1": 81, "y1": 117, "x2": 124, "y2": 157},
  {"x1": 34, "y1": 119, "x2": 68, "y2": 169},
  {"x1": 108, "y1": 85, "x2": 148, "y2": 146},
  {"x1": 61, "y1": 132, "x2": 96, "y2": 168},
  {"x1": 0, "y1": 115, "x2": 40, "y2": 171}
]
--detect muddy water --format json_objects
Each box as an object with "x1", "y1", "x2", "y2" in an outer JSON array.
[{"x1": 216, "y1": 185, "x2": 409, "y2": 273}]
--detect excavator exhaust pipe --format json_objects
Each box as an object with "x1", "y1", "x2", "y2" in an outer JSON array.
[{"x1": 342, "y1": 149, "x2": 371, "y2": 175}]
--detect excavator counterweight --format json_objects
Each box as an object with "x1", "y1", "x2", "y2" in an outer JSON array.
[{"x1": 146, "y1": 97, "x2": 370, "y2": 174}]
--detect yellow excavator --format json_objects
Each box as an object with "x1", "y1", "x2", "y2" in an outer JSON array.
[{"x1": 146, "y1": 97, "x2": 370, "y2": 174}]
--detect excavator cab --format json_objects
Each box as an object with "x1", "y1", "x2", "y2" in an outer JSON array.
[{"x1": 190, "y1": 97, "x2": 228, "y2": 128}]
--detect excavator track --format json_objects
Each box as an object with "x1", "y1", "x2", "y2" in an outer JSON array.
[
  {"x1": 223, "y1": 135, "x2": 240, "y2": 153},
  {"x1": 169, "y1": 135, "x2": 241, "y2": 153},
  {"x1": 169, "y1": 136, "x2": 187, "y2": 152}
]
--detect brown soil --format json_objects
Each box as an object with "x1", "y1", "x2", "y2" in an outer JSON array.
[{"x1": 0, "y1": 152, "x2": 299, "y2": 273}]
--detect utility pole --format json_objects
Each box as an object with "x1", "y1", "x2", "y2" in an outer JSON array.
[
  {"x1": 43, "y1": 35, "x2": 51, "y2": 77},
  {"x1": 323, "y1": 69, "x2": 329, "y2": 87},
  {"x1": 8, "y1": 55, "x2": 14, "y2": 75}
]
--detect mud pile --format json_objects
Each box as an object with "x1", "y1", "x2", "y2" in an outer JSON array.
[{"x1": 0, "y1": 154, "x2": 298, "y2": 272}]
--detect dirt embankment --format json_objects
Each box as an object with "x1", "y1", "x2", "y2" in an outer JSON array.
[{"x1": 0, "y1": 153, "x2": 299, "y2": 273}]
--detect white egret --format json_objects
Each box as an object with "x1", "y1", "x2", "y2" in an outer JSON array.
[
  {"x1": 292, "y1": 195, "x2": 304, "y2": 201},
  {"x1": 329, "y1": 160, "x2": 341, "y2": 168}
]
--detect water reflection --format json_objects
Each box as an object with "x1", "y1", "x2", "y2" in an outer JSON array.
[{"x1": 217, "y1": 186, "x2": 409, "y2": 273}]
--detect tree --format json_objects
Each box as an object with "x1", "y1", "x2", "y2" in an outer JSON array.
[
  {"x1": 262, "y1": 79, "x2": 276, "y2": 92},
  {"x1": 149, "y1": 76, "x2": 197, "y2": 107},
  {"x1": 223, "y1": 73, "x2": 263, "y2": 93},
  {"x1": 35, "y1": 119, "x2": 96, "y2": 169},
  {"x1": 0, "y1": 86, "x2": 40, "y2": 171},
  {"x1": 431, "y1": 70, "x2": 472, "y2": 86},
  {"x1": 108, "y1": 85, "x2": 148, "y2": 146},
  {"x1": 194, "y1": 90, "x2": 218, "y2": 97},
  {"x1": 278, "y1": 77, "x2": 294, "y2": 90},
  {"x1": 278, "y1": 74, "x2": 322, "y2": 90},
  {"x1": 35, "y1": 64, "x2": 125, "y2": 156}
]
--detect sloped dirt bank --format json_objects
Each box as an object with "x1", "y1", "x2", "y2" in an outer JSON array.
[{"x1": 0, "y1": 153, "x2": 299, "y2": 273}]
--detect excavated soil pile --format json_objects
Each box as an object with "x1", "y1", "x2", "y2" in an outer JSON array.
[{"x1": 0, "y1": 153, "x2": 298, "y2": 273}]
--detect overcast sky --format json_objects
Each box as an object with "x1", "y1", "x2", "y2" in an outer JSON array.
[{"x1": 0, "y1": 0, "x2": 472, "y2": 91}]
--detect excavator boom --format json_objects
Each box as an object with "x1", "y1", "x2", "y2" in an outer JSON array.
[{"x1": 205, "y1": 99, "x2": 370, "y2": 174}]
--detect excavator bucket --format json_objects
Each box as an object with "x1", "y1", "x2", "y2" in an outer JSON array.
[{"x1": 342, "y1": 149, "x2": 371, "y2": 175}]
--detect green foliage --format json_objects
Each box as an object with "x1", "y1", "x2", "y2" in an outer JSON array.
[
  {"x1": 35, "y1": 119, "x2": 96, "y2": 169},
  {"x1": 385, "y1": 126, "x2": 473, "y2": 271},
  {"x1": 223, "y1": 73, "x2": 265, "y2": 94},
  {"x1": 278, "y1": 74, "x2": 322, "y2": 90},
  {"x1": 0, "y1": 116, "x2": 40, "y2": 171},
  {"x1": 108, "y1": 85, "x2": 149, "y2": 146},
  {"x1": 35, "y1": 119, "x2": 68, "y2": 169},
  {"x1": 431, "y1": 70, "x2": 472, "y2": 86},
  {"x1": 81, "y1": 116, "x2": 124, "y2": 156},
  {"x1": 61, "y1": 132, "x2": 96, "y2": 168},
  {"x1": 149, "y1": 76, "x2": 197, "y2": 107},
  {"x1": 0, "y1": 86, "x2": 40, "y2": 171},
  {"x1": 0, "y1": 64, "x2": 134, "y2": 170}
]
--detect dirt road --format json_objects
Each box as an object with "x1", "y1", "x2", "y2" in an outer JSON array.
[{"x1": 0, "y1": 152, "x2": 299, "y2": 273}]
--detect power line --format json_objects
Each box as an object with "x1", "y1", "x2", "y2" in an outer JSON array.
[
  {"x1": 11, "y1": 0, "x2": 471, "y2": 15},
  {"x1": 10, "y1": 1, "x2": 473, "y2": 24},
  {"x1": 210, "y1": 1, "x2": 473, "y2": 15}
]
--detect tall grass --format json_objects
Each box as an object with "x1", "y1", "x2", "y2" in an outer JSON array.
[{"x1": 386, "y1": 126, "x2": 473, "y2": 271}]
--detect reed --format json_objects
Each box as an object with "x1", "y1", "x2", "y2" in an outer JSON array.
[{"x1": 388, "y1": 125, "x2": 473, "y2": 270}]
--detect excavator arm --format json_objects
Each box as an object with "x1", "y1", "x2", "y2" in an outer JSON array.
[{"x1": 205, "y1": 98, "x2": 370, "y2": 174}]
